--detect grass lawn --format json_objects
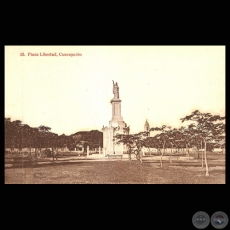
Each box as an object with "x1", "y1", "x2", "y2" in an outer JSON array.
[{"x1": 4, "y1": 157, "x2": 225, "y2": 184}]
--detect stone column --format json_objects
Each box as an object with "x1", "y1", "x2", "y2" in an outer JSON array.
[
  {"x1": 99, "y1": 146, "x2": 101, "y2": 154},
  {"x1": 103, "y1": 148, "x2": 106, "y2": 157},
  {"x1": 109, "y1": 129, "x2": 111, "y2": 155},
  {"x1": 87, "y1": 146, "x2": 89, "y2": 157}
]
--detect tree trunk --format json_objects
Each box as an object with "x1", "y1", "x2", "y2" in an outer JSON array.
[
  {"x1": 128, "y1": 147, "x2": 131, "y2": 161},
  {"x1": 29, "y1": 139, "x2": 32, "y2": 156},
  {"x1": 160, "y1": 141, "x2": 165, "y2": 168},
  {"x1": 148, "y1": 147, "x2": 151, "y2": 156},
  {"x1": 204, "y1": 141, "x2": 209, "y2": 176},
  {"x1": 17, "y1": 141, "x2": 20, "y2": 154},
  {"x1": 139, "y1": 147, "x2": 142, "y2": 164},
  {"x1": 160, "y1": 149, "x2": 163, "y2": 168},
  {"x1": 10, "y1": 141, "x2": 13, "y2": 155},
  {"x1": 169, "y1": 144, "x2": 173, "y2": 164},
  {"x1": 198, "y1": 141, "x2": 202, "y2": 159},
  {"x1": 186, "y1": 144, "x2": 189, "y2": 160},
  {"x1": 40, "y1": 142, "x2": 42, "y2": 157},
  {"x1": 201, "y1": 149, "x2": 204, "y2": 168},
  {"x1": 197, "y1": 146, "x2": 199, "y2": 159},
  {"x1": 35, "y1": 147, "x2": 37, "y2": 165}
]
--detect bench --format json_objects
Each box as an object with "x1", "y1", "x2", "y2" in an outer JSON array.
[
  {"x1": 107, "y1": 154, "x2": 123, "y2": 159},
  {"x1": 13, "y1": 156, "x2": 36, "y2": 167}
]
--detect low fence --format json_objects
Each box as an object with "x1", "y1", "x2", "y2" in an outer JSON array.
[
  {"x1": 6, "y1": 147, "x2": 225, "y2": 156},
  {"x1": 5, "y1": 147, "x2": 52, "y2": 152}
]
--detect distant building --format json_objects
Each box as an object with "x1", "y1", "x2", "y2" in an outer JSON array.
[{"x1": 144, "y1": 119, "x2": 150, "y2": 136}]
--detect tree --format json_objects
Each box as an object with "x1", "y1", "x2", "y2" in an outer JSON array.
[
  {"x1": 4, "y1": 118, "x2": 14, "y2": 153},
  {"x1": 66, "y1": 136, "x2": 76, "y2": 151},
  {"x1": 38, "y1": 125, "x2": 51, "y2": 154},
  {"x1": 22, "y1": 124, "x2": 33, "y2": 155},
  {"x1": 113, "y1": 132, "x2": 148, "y2": 163},
  {"x1": 114, "y1": 134, "x2": 132, "y2": 160},
  {"x1": 11, "y1": 120, "x2": 23, "y2": 154},
  {"x1": 85, "y1": 130, "x2": 103, "y2": 149},
  {"x1": 133, "y1": 132, "x2": 148, "y2": 163},
  {"x1": 176, "y1": 126, "x2": 193, "y2": 160},
  {"x1": 181, "y1": 110, "x2": 225, "y2": 176},
  {"x1": 30, "y1": 128, "x2": 39, "y2": 158},
  {"x1": 57, "y1": 134, "x2": 69, "y2": 153},
  {"x1": 70, "y1": 130, "x2": 103, "y2": 151},
  {"x1": 143, "y1": 135, "x2": 163, "y2": 163},
  {"x1": 149, "y1": 126, "x2": 172, "y2": 168},
  {"x1": 162, "y1": 127, "x2": 186, "y2": 163}
]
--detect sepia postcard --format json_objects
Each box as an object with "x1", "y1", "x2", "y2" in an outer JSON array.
[{"x1": 4, "y1": 46, "x2": 225, "y2": 184}]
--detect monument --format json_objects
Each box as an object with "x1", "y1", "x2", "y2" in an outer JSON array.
[{"x1": 102, "y1": 81, "x2": 130, "y2": 156}]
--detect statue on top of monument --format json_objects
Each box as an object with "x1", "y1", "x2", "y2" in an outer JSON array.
[{"x1": 112, "y1": 80, "x2": 119, "y2": 99}]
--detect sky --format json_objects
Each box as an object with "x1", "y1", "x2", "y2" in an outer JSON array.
[{"x1": 5, "y1": 46, "x2": 225, "y2": 135}]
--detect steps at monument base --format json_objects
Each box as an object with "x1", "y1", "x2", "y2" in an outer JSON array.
[{"x1": 107, "y1": 154, "x2": 123, "y2": 159}]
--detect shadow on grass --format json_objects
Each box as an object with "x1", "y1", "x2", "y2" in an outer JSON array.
[
  {"x1": 142, "y1": 160, "x2": 225, "y2": 168},
  {"x1": 5, "y1": 160, "x2": 92, "y2": 169},
  {"x1": 6, "y1": 158, "x2": 224, "y2": 170}
]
